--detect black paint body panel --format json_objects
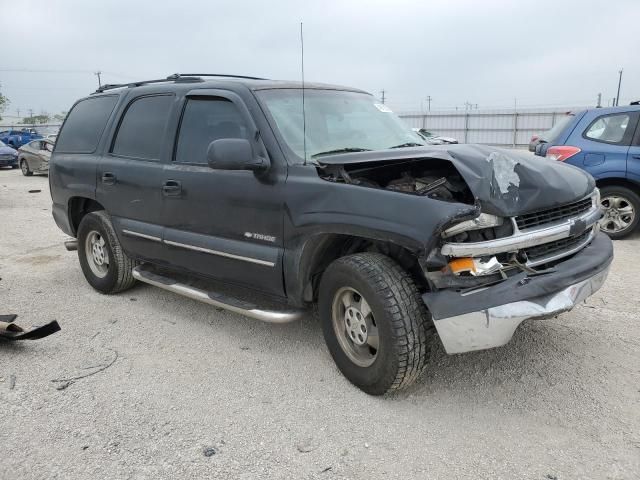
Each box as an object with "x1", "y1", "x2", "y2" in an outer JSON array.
[{"x1": 49, "y1": 78, "x2": 601, "y2": 306}]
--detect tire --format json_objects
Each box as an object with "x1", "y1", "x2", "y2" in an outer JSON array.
[
  {"x1": 20, "y1": 159, "x2": 33, "y2": 176},
  {"x1": 77, "y1": 211, "x2": 138, "y2": 293},
  {"x1": 318, "y1": 253, "x2": 434, "y2": 395},
  {"x1": 599, "y1": 185, "x2": 640, "y2": 239}
]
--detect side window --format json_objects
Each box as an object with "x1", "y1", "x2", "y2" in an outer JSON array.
[
  {"x1": 55, "y1": 96, "x2": 118, "y2": 153},
  {"x1": 175, "y1": 98, "x2": 248, "y2": 164},
  {"x1": 112, "y1": 95, "x2": 173, "y2": 160},
  {"x1": 584, "y1": 113, "x2": 631, "y2": 144}
]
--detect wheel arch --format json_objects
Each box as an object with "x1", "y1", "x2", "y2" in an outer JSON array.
[
  {"x1": 68, "y1": 197, "x2": 105, "y2": 236},
  {"x1": 286, "y1": 232, "x2": 428, "y2": 307},
  {"x1": 595, "y1": 177, "x2": 640, "y2": 192}
]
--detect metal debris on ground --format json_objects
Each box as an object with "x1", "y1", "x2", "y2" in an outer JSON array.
[{"x1": 0, "y1": 314, "x2": 61, "y2": 340}]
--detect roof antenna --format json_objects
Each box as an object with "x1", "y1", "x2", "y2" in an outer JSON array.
[{"x1": 300, "y1": 22, "x2": 307, "y2": 165}]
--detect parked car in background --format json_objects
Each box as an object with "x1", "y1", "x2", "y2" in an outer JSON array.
[
  {"x1": 413, "y1": 128, "x2": 459, "y2": 145},
  {"x1": 0, "y1": 129, "x2": 43, "y2": 148},
  {"x1": 535, "y1": 105, "x2": 640, "y2": 238},
  {"x1": 18, "y1": 138, "x2": 54, "y2": 175},
  {"x1": 0, "y1": 140, "x2": 19, "y2": 169},
  {"x1": 528, "y1": 113, "x2": 575, "y2": 152}
]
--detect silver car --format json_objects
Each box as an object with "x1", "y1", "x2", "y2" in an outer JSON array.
[{"x1": 18, "y1": 139, "x2": 54, "y2": 175}]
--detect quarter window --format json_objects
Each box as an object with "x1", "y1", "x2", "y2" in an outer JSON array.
[
  {"x1": 112, "y1": 95, "x2": 173, "y2": 160},
  {"x1": 51, "y1": 95, "x2": 118, "y2": 153},
  {"x1": 175, "y1": 98, "x2": 248, "y2": 164},
  {"x1": 584, "y1": 114, "x2": 631, "y2": 144}
]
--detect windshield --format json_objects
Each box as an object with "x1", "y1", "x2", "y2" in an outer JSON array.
[
  {"x1": 256, "y1": 89, "x2": 425, "y2": 162},
  {"x1": 0, "y1": 140, "x2": 6, "y2": 147}
]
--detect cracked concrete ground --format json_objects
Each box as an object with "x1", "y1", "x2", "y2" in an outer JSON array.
[{"x1": 0, "y1": 168, "x2": 638, "y2": 479}]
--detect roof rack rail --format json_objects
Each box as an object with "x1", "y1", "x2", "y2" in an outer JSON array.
[
  {"x1": 167, "y1": 73, "x2": 268, "y2": 81},
  {"x1": 93, "y1": 73, "x2": 268, "y2": 94}
]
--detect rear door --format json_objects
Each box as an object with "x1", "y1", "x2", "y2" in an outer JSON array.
[
  {"x1": 96, "y1": 93, "x2": 175, "y2": 263},
  {"x1": 569, "y1": 111, "x2": 638, "y2": 179},
  {"x1": 627, "y1": 115, "x2": 640, "y2": 184},
  {"x1": 25, "y1": 140, "x2": 44, "y2": 170},
  {"x1": 160, "y1": 90, "x2": 286, "y2": 296}
]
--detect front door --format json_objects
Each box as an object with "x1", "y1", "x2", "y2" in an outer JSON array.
[
  {"x1": 161, "y1": 91, "x2": 286, "y2": 296},
  {"x1": 96, "y1": 93, "x2": 175, "y2": 263}
]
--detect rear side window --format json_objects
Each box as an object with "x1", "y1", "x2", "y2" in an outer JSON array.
[
  {"x1": 112, "y1": 95, "x2": 173, "y2": 160},
  {"x1": 174, "y1": 98, "x2": 248, "y2": 164},
  {"x1": 55, "y1": 96, "x2": 118, "y2": 153},
  {"x1": 584, "y1": 113, "x2": 631, "y2": 144}
]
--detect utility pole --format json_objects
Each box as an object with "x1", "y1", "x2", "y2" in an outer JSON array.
[
  {"x1": 615, "y1": 69, "x2": 623, "y2": 106},
  {"x1": 426, "y1": 95, "x2": 431, "y2": 111},
  {"x1": 95, "y1": 70, "x2": 102, "y2": 88},
  {"x1": 597, "y1": 93, "x2": 602, "y2": 108},
  {"x1": 380, "y1": 90, "x2": 386, "y2": 104},
  {"x1": 16, "y1": 108, "x2": 20, "y2": 118},
  {"x1": 28, "y1": 109, "x2": 34, "y2": 125}
]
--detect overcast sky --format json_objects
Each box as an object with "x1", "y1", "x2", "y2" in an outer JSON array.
[{"x1": 1, "y1": 0, "x2": 638, "y2": 117}]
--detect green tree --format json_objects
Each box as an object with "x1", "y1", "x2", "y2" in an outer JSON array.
[{"x1": 0, "y1": 84, "x2": 9, "y2": 121}]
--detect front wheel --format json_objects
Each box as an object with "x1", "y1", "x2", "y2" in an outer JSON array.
[
  {"x1": 20, "y1": 159, "x2": 33, "y2": 176},
  {"x1": 318, "y1": 253, "x2": 434, "y2": 395},
  {"x1": 77, "y1": 211, "x2": 138, "y2": 293},
  {"x1": 599, "y1": 185, "x2": 640, "y2": 239}
]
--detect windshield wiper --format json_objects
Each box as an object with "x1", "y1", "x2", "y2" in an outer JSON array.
[
  {"x1": 389, "y1": 142, "x2": 424, "y2": 149},
  {"x1": 311, "y1": 147, "x2": 372, "y2": 158}
]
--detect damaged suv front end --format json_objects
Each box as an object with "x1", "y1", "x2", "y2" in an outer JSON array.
[
  {"x1": 312, "y1": 145, "x2": 613, "y2": 354},
  {"x1": 256, "y1": 87, "x2": 613, "y2": 357}
]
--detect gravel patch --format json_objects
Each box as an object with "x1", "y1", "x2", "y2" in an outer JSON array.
[{"x1": 1, "y1": 169, "x2": 638, "y2": 479}]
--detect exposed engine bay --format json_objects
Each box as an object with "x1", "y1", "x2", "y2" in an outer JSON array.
[{"x1": 318, "y1": 158, "x2": 475, "y2": 205}]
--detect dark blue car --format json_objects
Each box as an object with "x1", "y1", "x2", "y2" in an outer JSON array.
[
  {"x1": 0, "y1": 140, "x2": 19, "y2": 168},
  {"x1": 535, "y1": 104, "x2": 640, "y2": 238}
]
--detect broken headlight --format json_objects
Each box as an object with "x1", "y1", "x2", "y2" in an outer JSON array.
[{"x1": 441, "y1": 213, "x2": 504, "y2": 238}]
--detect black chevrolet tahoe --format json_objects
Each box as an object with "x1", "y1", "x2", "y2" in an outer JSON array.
[{"x1": 49, "y1": 74, "x2": 614, "y2": 395}]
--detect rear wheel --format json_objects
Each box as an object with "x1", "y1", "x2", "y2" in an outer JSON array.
[
  {"x1": 77, "y1": 211, "x2": 138, "y2": 293},
  {"x1": 318, "y1": 253, "x2": 433, "y2": 395},
  {"x1": 599, "y1": 185, "x2": 640, "y2": 239},
  {"x1": 20, "y1": 159, "x2": 32, "y2": 176}
]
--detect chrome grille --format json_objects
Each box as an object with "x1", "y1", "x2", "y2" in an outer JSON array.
[
  {"x1": 0, "y1": 154, "x2": 15, "y2": 161},
  {"x1": 524, "y1": 229, "x2": 591, "y2": 262},
  {"x1": 515, "y1": 197, "x2": 592, "y2": 230}
]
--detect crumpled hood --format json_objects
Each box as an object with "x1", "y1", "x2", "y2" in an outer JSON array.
[
  {"x1": 0, "y1": 145, "x2": 17, "y2": 156},
  {"x1": 317, "y1": 144, "x2": 595, "y2": 217}
]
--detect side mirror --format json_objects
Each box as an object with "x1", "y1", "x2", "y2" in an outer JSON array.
[{"x1": 207, "y1": 138, "x2": 269, "y2": 172}]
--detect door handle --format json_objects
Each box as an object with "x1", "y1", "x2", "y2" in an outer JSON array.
[
  {"x1": 101, "y1": 172, "x2": 116, "y2": 185},
  {"x1": 162, "y1": 180, "x2": 182, "y2": 196},
  {"x1": 632, "y1": 154, "x2": 640, "y2": 159}
]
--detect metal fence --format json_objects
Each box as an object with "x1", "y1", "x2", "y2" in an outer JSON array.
[{"x1": 398, "y1": 106, "x2": 589, "y2": 148}]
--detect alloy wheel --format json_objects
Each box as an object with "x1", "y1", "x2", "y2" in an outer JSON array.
[
  {"x1": 600, "y1": 195, "x2": 635, "y2": 234},
  {"x1": 85, "y1": 230, "x2": 110, "y2": 278},
  {"x1": 331, "y1": 287, "x2": 379, "y2": 367}
]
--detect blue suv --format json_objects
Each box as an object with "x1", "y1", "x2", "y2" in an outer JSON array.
[{"x1": 535, "y1": 104, "x2": 640, "y2": 238}]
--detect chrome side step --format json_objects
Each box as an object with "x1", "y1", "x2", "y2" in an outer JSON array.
[{"x1": 132, "y1": 265, "x2": 303, "y2": 324}]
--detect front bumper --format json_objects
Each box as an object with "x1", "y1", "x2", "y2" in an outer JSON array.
[
  {"x1": 424, "y1": 232, "x2": 613, "y2": 354},
  {"x1": 0, "y1": 156, "x2": 17, "y2": 167}
]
